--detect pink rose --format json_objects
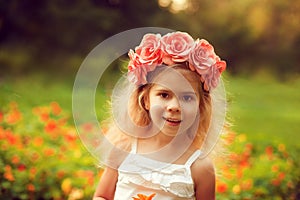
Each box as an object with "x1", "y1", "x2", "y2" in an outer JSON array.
[
  {"x1": 127, "y1": 34, "x2": 162, "y2": 85},
  {"x1": 128, "y1": 64, "x2": 149, "y2": 85},
  {"x1": 127, "y1": 50, "x2": 157, "y2": 85},
  {"x1": 201, "y1": 60, "x2": 226, "y2": 91},
  {"x1": 135, "y1": 33, "x2": 163, "y2": 67},
  {"x1": 161, "y1": 31, "x2": 195, "y2": 64},
  {"x1": 127, "y1": 32, "x2": 227, "y2": 90},
  {"x1": 188, "y1": 39, "x2": 218, "y2": 74}
]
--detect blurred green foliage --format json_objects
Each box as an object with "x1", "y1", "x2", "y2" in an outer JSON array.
[
  {"x1": 1, "y1": 74, "x2": 300, "y2": 199},
  {"x1": 0, "y1": 0, "x2": 299, "y2": 77}
]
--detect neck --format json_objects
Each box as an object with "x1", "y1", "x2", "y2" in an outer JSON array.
[{"x1": 139, "y1": 128, "x2": 193, "y2": 162}]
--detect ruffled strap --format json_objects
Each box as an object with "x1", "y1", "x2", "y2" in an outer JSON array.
[
  {"x1": 131, "y1": 139, "x2": 201, "y2": 167},
  {"x1": 185, "y1": 150, "x2": 202, "y2": 167},
  {"x1": 131, "y1": 138, "x2": 137, "y2": 154}
]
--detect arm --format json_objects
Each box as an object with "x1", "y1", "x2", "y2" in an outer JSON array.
[
  {"x1": 93, "y1": 167, "x2": 118, "y2": 200},
  {"x1": 191, "y1": 157, "x2": 216, "y2": 200}
]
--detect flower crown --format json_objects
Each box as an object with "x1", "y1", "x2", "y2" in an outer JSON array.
[{"x1": 127, "y1": 31, "x2": 226, "y2": 91}]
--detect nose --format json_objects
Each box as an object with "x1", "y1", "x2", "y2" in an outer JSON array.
[{"x1": 167, "y1": 97, "x2": 181, "y2": 112}]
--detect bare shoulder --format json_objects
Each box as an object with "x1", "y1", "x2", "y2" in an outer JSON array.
[
  {"x1": 191, "y1": 156, "x2": 215, "y2": 177},
  {"x1": 191, "y1": 156, "x2": 216, "y2": 200}
]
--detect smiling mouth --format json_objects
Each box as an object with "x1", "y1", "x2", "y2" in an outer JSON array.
[{"x1": 163, "y1": 117, "x2": 182, "y2": 124}]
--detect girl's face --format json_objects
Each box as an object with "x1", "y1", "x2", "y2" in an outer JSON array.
[{"x1": 145, "y1": 69, "x2": 201, "y2": 137}]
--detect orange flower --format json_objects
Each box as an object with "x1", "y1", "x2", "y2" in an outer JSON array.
[
  {"x1": 64, "y1": 130, "x2": 77, "y2": 142},
  {"x1": 132, "y1": 193, "x2": 156, "y2": 200},
  {"x1": 4, "y1": 129, "x2": 18, "y2": 145},
  {"x1": 40, "y1": 113, "x2": 49, "y2": 122},
  {"x1": 271, "y1": 164, "x2": 279, "y2": 172},
  {"x1": 50, "y1": 101, "x2": 62, "y2": 116},
  {"x1": 33, "y1": 136, "x2": 44, "y2": 147},
  {"x1": 32, "y1": 106, "x2": 50, "y2": 122},
  {"x1": 4, "y1": 165, "x2": 15, "y2": 181},
  {"x1": 27, "y1": 183, "x2": 35, "y2": 192},
  {"x1": 44, "y1": 148, "x2": 55, "y2": 157},
  {"x1": 57, "y1": 170, "x2": 65, "y2": 179},
  {"x1": 29, "y1": 167, "x2": 37, "y2": 180},
  {"x1": 45, "y1": 120, "x2": 57, "y2": 133},
  {"x1": 224, "y1": 131, "x2": 236, "y2": 144},
  {"x1": 241, "y1": 179, "x2": 253, "y2": 190},
  {"x1": 216, "y1": 181, "x2": 228, "y2": 193},
  {"x1": 11, "y1": 155, "x2": 20, "y2": 164},
  {"x1": 265, "y1": 146, "x2": 273, "y2": 158},
  {"x1": 278, "y1": 172, "x2": 285, "y2": 180},
  {"x1": 5, "y1": 102, "x2": 22, "y2": 124}
]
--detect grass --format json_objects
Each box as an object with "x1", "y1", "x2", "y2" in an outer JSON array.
[
  {"x1": 0, "y1": 72, "x2": 110, "y2": 123},
  {"x1": 1, "y1": 71, "x2": 299, "y2": 151},
  {"x1": 225, "y1": 73, "x2": 300, "y2": 151}
]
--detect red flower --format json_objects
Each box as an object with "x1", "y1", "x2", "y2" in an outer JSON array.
[
  {"x1": 17, "y1": 164, "x2": 26, "y2": 171},
  {"x1": 271, "y1": 178, "x2": 280, "y2": 186},
  {"x1": 64, "y1": 130, "x2": 77, "y2": 142},
  {"x1": 216, "y1": 181, "x2": 228, "y2": 193},
  {"x1": 45, "y1": 120, "x2": 57, "y2": 133},
  {"x1": 0, "y1": 111, "x2": 3, "y2": 122}
]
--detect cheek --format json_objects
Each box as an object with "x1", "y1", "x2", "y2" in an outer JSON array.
[
  {"x1": 182, "y1": 103, "x2": 199, "y2": 121},
  {"x1": 149, "y1": 104, "x2": 164, "y2": 119}
]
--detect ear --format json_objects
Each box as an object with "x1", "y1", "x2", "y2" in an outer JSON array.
[
  {"x1": 144, "y1": 95, "x2": 150, "y2": 110},
  {"x1": 138, "y1": 93, "x2": 150, "y2": 111}
]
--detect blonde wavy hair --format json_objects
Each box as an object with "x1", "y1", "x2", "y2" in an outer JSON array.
[{"x1": 103, "y1": 63, "x2": 212, "y2": 154}]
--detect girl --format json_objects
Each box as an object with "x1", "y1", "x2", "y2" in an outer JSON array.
[{"x1": 93, "y1": 31, "x2": 227, "y2": 200}]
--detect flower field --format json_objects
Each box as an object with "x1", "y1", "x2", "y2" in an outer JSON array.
[
  {"x1": 1, "y1": 74, "x2": 300, "y2": 199},
  {"x1": 0, "y1": 101, "x2": 101, "y2": 199},
  {"x1": 1, "y1": 100, "x2": 299, "y2": 199},
  {"x1": 215, "y1": 131, "x2": 299, "y2": 199}
]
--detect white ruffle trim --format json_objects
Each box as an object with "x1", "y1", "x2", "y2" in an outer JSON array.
[{"x1": 118, "y1": 154, "x2": 195, "y2": 197}]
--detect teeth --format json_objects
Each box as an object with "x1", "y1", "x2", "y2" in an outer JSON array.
[{"x1": 167, "y1": 119, "x2": 181, "y2": 122}]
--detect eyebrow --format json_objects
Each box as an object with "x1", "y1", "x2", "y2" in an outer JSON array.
[
  {"x1": 153, "y1": 87, "x2": 197, "y2": 96},
  {"x1": 181, "y1": 92, "x2": 197, "y2": 96}
]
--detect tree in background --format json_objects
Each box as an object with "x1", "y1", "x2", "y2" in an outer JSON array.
[{"x1": 0, "y1": 0, "x2": 299, "y2": 77}]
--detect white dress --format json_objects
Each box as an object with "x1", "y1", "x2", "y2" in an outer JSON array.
[{"x1": 114, "y1": 141, "x2": 202, "y2": 200}]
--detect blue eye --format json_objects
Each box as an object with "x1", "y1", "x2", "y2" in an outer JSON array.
[{"x1": 182, "y1": 95, "x2": 193, "y2": 102}]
